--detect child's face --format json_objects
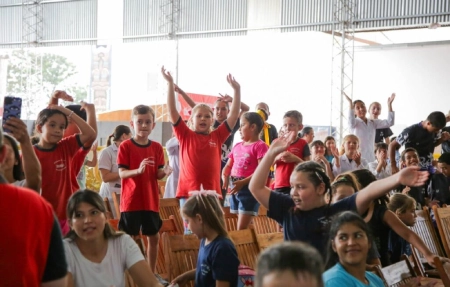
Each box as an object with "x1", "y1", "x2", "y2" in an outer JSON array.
[
  {"x1": 369, "y1": 103, "x2": 381, "y2": 118},
  {"x1": 39, "y1": 114, "x2": 66, "y2": 145},
  {"x1": 310, "y1": 144, "x2": 325, "y2": 156},
  {"x1": 214, "y1": 101, "x2": 229, "y2": 123},
  {"x1": 325, "y1": 139, "x2": 336, "y2": 150},
  {"x1": 331, "y1": 184, "x2": 355, "y2": 203},
  {"x1": 183, "y1": 214, "x2": 203, "y2": 239},
  {"x1": 191, "y1": 107, "x2": 213, "y2": 134},
  {"x1": 397, "y1": 208, "x2": 417, "y2": 227},
  {"x1": 376, "y1": 148, "x2": 387, "y2": 160},
  {"x1": 256, "y1": 103, "x2": 270, "y2": 116},
  {"x1": 130, "y1": 113, "x2": 155, "y2": 139},
  {"x1": 425, "y1": 122, "x2": 441, "y2": 133},
  {"x1": 239, "y1": 117, "x2": 255, "y2": 141},
  {"x1": 343, "y1": 137, "x2": 359, "y2": 153},
  {"x1": 290, "y1": 171, "x2": 325, "y2": 211},
  {"x1": 402, "y1": 151, "x2": 419, "y2": 167},
  {"x1": 261, "y1": 270, "x2": 320, "y2": 287},
  {"x1": 438, "y1": 162, "x2": 450, "y2": 177},
  {"x1": 2, "y1": 140, "x2": 17, "y2": 171},
  {"x1": 332, "y1": 223, "x2": 370, "y2": 267},
  {"x1": 354, "y1": 102, "x2": 367, "y2": 119},
  {"x1": 283, "y1": 117, "x2": 302, "y2": 134}
]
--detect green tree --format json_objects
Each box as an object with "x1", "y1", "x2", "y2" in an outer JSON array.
[{"x1": 6, "y1": 49, "x2": 77, "y2": 119}]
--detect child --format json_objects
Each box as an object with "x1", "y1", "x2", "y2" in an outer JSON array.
[
  {"x1": 117, "y1": 105, "x2": 171, "y2": 273},
  {"x1": 162, "y1": 67, "x2": 241, "y2": 202},
  {"x1": 164, "y1": 135, "x2": 179, "y2": 199},
  {"x1": 323, "y1": 211, "x2": 385, "y2": 287},
  {"x1": 310, "y1": 140, "x2": 335, "y2": 181},
  {"x1": 324, "y1": 136, "x2": 338, "y2": 164},
  {"x1": 248, "y1": 131, "x2": 430, "y2": 259},
  {"x1": 329, "y1": 173, "x2": 361, "y2": 203},
  {"x1": 428, "y1": 152, "x2": 450, "y2": 206},
  {"x1": 33, "y1": 105, "x2": 96, "y2": 234},
  {"x1": 332, "y1": 134, "x2": 368, "y2": 176},
  {"x1": 346, "y1": 93, "x2": 395, "y2": 162},
  {"x1": 255, "y1": 102, "x2": 278, "y2": 145},
  {"x1": 255, "y1": 242, "x2": 324, "y2": 287},
  {"x1": 171, "y1": 192, "x2": 240, "y2": 287},
  {"x1": 368, "y1": 142, "x2": 392, "y2": 179},
  {"x1": 222, "y1": 112, "x2": 268, "y2": 229},
  {"x1": 386, "y1": 193, "x2": 417, "y2": 264},
  {"x1": 2, "y1": 117, "x2": 41, "y2": 192},
  {"x1": 369, "y1": 101, "x2": 394, "y2": 144},
  {"x1": 273, "y1": 110, "x2": 311, "y2": 195},
  {"x1": 64, "y1": 190, "x2": 162, "y2": 287},
  {"x1": 300, "y1": 126, "x2": 314, "y2": 144},
  {"x1": 396, "y1": 148, "x2": 429, "y2": 209},
  {"x1": 98, "y1": 124, "x2": 132, "y2": 218},
  {"x1": 390, "y1": 111, "x2": 450, "y2": 173}
]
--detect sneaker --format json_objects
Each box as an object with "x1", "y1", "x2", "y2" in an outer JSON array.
[{"x1": 155, "y1": 273, "x2": 169, "y2": 286}]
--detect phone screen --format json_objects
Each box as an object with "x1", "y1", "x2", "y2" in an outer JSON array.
[{"x1": 2, "y1": 96, "x2": 22, "y2": 133}]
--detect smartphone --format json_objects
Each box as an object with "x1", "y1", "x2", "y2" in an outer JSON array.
[{"x1": 2, "y1": 96, "x2": 22, "y2": 133}]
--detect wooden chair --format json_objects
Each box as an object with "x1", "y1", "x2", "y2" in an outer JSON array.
[
  {"x1": 159, "y1": 198, "x2": 184, "y2": 233},
  {"x1": 251, "y1": 206, "x2": 280, "y2": 234},
  {"x1": 223, "y1": 206, "x2": 239, "y2": 231},
  {"x1": 376, "y1": 256, "x2": 417, "y2": 287},
  {"x1": 255, "y1": 232, "x2": 284, "y2": 250},
  {"x1": 158, "y1": 180, "x2": 166, "y2": 198},
  {"x1": 156, "y1": 216, "x2": 182, "y2": 280},
  {"x1": 229, "y1": 228, "x2": 260, "y2": 270},
  {"x1": 432, "y1": 205, "x2": 450, "y2": 258},
  {"x1": 409, "y1": 207, "x2": 445, "y2": 277},
  {"x1": 433, "y1": 256, "x2": 450, "y2": 286},
  {"x1": 103, "y1": 197, "x2": 113, "y2": 219},
  {"x1": 163, "y1": 233, "x2": 200, "y2": 286},
  {"x1": 108, "y1": 219, "x2": 119, "y2": 231},
  {"x1": 112, "y1": 192, "x2": 121, "y2": 219}
]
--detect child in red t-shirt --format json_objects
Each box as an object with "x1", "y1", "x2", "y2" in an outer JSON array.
[
  {"x1": 33, "y1": 105, "x2": 97, "y2": 235},
  {"x1": 117, "y1": 105, "x2": 171, "y2": 273},
  {"x1": 161, "y1": 66, "x2": 241, "y2": 205}
]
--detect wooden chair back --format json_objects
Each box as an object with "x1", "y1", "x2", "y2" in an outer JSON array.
[
  {"x1": 255, "y1": 232, "x2": 284, "y2": 250},
  {"x1": 250, "y1": 206, "x2": 279, "y2": 234},
  {"x1": 229, "y1": 228, "x2": 260, "y2": 270},
  {"x1": 434, "y1": 256, "x2": 450, "y2": 287},
  {"x1": 432, "y1": 205, "x2": 450, "y2": 257},
  {"x1": 223, "y1": 206, "x2": 239, "y2": 231},
  {"x1": 156, "y1": 216, "x2": 182, "y2": 280},
  {"x1": 158, "y1": 180, "x2": 166, "y2": 198},
  {"x1": 378, "y1": 256, "x2": 417, "y2": 287},
  {"x1": 409, "y1": 207, "x2": 445, "y2": 276},
  {"x1": 108, "y1": 219, "x2": 119, "y2": 231},
  {"x1": 111, "y1": 192, "x2": 121, "y2": 219},
  {"x1": 159, "y1": 198, "x2": 184, "y2": 233},
  {"x1": 103, "y1": 197, "x2": 113, "y2": 219},
  {"x1": 163, "y1": 233, "x2": 200, "y2": 285}
]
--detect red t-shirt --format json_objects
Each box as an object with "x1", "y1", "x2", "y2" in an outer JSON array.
[
  {"x1": 0, "y1": 184, "x2": 53, "y2": 286},
  {"x1": 274, "y1": 138, "x2": 309, "y2": 189},
  {"x1": 117, "y1": 138, "x2": 164, "y2": 212},
  {"x1": 34, "y1": 135, "x2": 83, "y2": 219},
  {"x1": 173, "y1": 117, "x2": 231, "y2": 198}
]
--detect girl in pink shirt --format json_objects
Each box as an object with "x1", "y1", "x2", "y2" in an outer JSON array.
[{"x1": 222, "y1": 112, "x2": 268, "y2": 229}]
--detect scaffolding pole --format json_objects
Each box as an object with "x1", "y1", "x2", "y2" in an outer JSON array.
[{"x1": 330, "y1": 0, "x2": 356, "y2": 144}]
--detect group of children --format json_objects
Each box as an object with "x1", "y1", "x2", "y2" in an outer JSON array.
[{"x1": 3, "y1": 65, "x2": 450, "y2": 287}]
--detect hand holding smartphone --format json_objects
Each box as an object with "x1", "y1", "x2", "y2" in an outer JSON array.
[{"x1": 2, "y1": 96, "x2": 22, "y2": 133}]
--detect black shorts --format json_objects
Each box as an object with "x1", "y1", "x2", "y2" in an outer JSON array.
[{"x1": 119, "y1": 210, "x2": 162, "y2": 236}]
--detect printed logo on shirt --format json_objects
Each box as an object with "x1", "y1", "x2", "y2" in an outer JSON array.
[
  {"x1": 209, "y1": 140, "x2": 217, "y2": 148},
  {"x1": 200, "y1": 263, "x2": 211, "y2": 276},
  {"x1": 54, "y1": 159, "x2": 67, "y2": 171}
]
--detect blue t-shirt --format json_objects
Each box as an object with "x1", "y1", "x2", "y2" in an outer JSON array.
[
  {"x1": 428, "y1": 173, "x2": 450, "y2": 206},
  {"x1": 267, "y1": 192, "x2": 357, "y2": 257},
  {"x1": 195, "y1": 236, "x2": 240, "y2": 287},
  {"x1": 323, "y1": 263, "x2": 384, "y2": 287},
  {"x1": 388, "y1": 229, "x2": 412, "y2": 264}
]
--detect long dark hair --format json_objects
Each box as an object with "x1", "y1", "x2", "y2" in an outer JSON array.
[
  {"x1": 65, "y1": 189, "x2": 123, "y2": 240},
  {"x1": 106, "y1": 125, "x2": 131, "y2": 146},
  {"x1": 325, "y1": 211, "x2": 373, "y2": 270},
  {"x1": 3, "y1": 134, "x2": 23, "y2": 181}
]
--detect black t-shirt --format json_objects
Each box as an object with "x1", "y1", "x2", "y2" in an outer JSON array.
[
  {"x1": 442, "y1": 126, "x2": 450, "y2": 153},
  {"x1": 429, "y1": 173, "x2": 450, "y2": 206},
  {"x1": 375, "y1": 128, "x2": 393, "y2": 143},
  {"x1": 366, "y1": 202, "x2": 390, "y2": 266},
  {"x1": 214, "y1": 119, "x2": 240, "y2": 166},
  {"x1": 259, "y1": 123, "x2": 278, "y2": 145},
  {"x1": 42, "y1": 217, "x2": 68, "y2": 282},
  {"x1": 396, "y1": 122, "x2": 439, "y2": 168}
]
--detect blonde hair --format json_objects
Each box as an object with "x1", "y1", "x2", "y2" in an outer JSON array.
[
  {"x1": 182, "y1": 193, "x2": 228, "y2": 238},
  {"x1": 187, "y1": 104, "x2": 214, "y2": 132},
  {"x1": 388, "y1": 193, "x2": 416, "y2": 214},
  {"x1": 339, "y1": 134, "x2": 359, "y2": 155}
]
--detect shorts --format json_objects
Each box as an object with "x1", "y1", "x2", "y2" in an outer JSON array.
[
  {"x1": 274, "y1": 186, "x2": 291, "y2": 195},
  {"x1": 119, "y1": 210, "x2": 162, "y2": 236},
  {"x1": 229, "y1": 179, "x2": 260, "y2": 216}
]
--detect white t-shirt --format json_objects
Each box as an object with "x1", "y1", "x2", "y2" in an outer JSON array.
[
  {"x1": 98, "y1": 144, "x2": 121, "y2": 198},
  {"x1": 64, "y1": 234, "x2": 144, "y2": 287}
]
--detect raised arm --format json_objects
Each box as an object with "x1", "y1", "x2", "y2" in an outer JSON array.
[
  {"x1": 355, "y1": 166, "x2": 429, "y2": 214},
  {"x1": 175, "y1": 84, "x2": 196, "y2": 109},
  {"x1": 48, "y1": 90, "x2": 73, "y2": 106},
  {"x1": 345, "y1": 92, "x2": 357, "y2": 129},
  {"x1": 3, "y1": 117, "x2": 41, "y2": 192},
  {"x1": 374, "y1": 93, "x2": 396, "y2": 129},
  {"x1": 389, "y1": 140, "x2": 401, "y2": 174},
  {"x1": 249, "y1": 132, "x2": 297, "y2": 208},
  {"x1": 161, "y1": 66, "x2": 179, "y2": 124},
  {"x1": 85, "y1": 142, "x2": 98, "y2": 168},
  {"x1": 80, "y1": 101, "x2": 98, "y2": 147},
  {"x1": 224, "y1": 74, "x2": 241, "y2": 130}
]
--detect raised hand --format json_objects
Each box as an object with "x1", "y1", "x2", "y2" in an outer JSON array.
[
  {"x1": 161, "y1": 66, "x2": 174, "y2": 83},
  {"x1": 388, "y1": 93, "x2": 396, "y2": 106},
  {"x1": 3, "y1": 117, "x2": 30, "y2": 143},
  {"x1": 343, "y1": 92, "x2": 353, "y2": 108},
  {"x1": 331, "y1": 146, "x2": 340, "y2": 158},
  {"x1": 51, "y1": 90, "x2": 73, "y2": 102},
  {"x1": 137, "y1": 158, "x2": 152, "y2": 175},
  {"x1": 163, "y1": 163, "x2": 173, "y2": 176},
  {"x1": 353, "y1": 151, "x2": 362, "y2": 166},
  {"x1": 398, "y1": 166, "x2": 430, "y2": 187},
  {"x1": 80, "y1": 100, "x2": 95, "y2": 112},
  {"x1": 174, "y1": 84, "x2": 184, "y2": 94},
  {"x1": 269, "y1": 131, "x2": 297, "y2": 156},
  {"x1": 218, "y1": 93, "x2": 233, "y2": 103},
  {"x1": 226, "y1": 74, "x2": 240, "y2": 90}
]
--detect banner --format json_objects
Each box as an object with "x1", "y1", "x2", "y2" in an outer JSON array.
[{"x1": 178, "y1": 93, "x2": 218, "y2": 121}]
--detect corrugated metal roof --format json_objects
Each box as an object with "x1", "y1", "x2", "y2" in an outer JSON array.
[{"x1": 0, "y1": 5, "x2": 22, "y2": 48}]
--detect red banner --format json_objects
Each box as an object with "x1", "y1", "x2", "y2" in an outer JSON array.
[{"x1": 178, "y1": 93, "x2": 218, "y2": 121}]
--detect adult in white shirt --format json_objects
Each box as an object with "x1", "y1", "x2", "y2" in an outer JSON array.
[
  {"x1": 99, "y1": 125, "x2": 132, "y2": 218},
  {"x1": 333, "y1": 134, "x2": 368, "y2": 176},
  {"x1": 346, "y1": 93, "x2": 395, "y2": 162},
  {"x1": 64, "y1": 189, "x2": 162, "y2": 287},
  {"x1": 368, "y1": 143, "x2": 392, "y2": 179},
  {"x1": 164, "y1": 136, "x2": 179, "y2": 198}
]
